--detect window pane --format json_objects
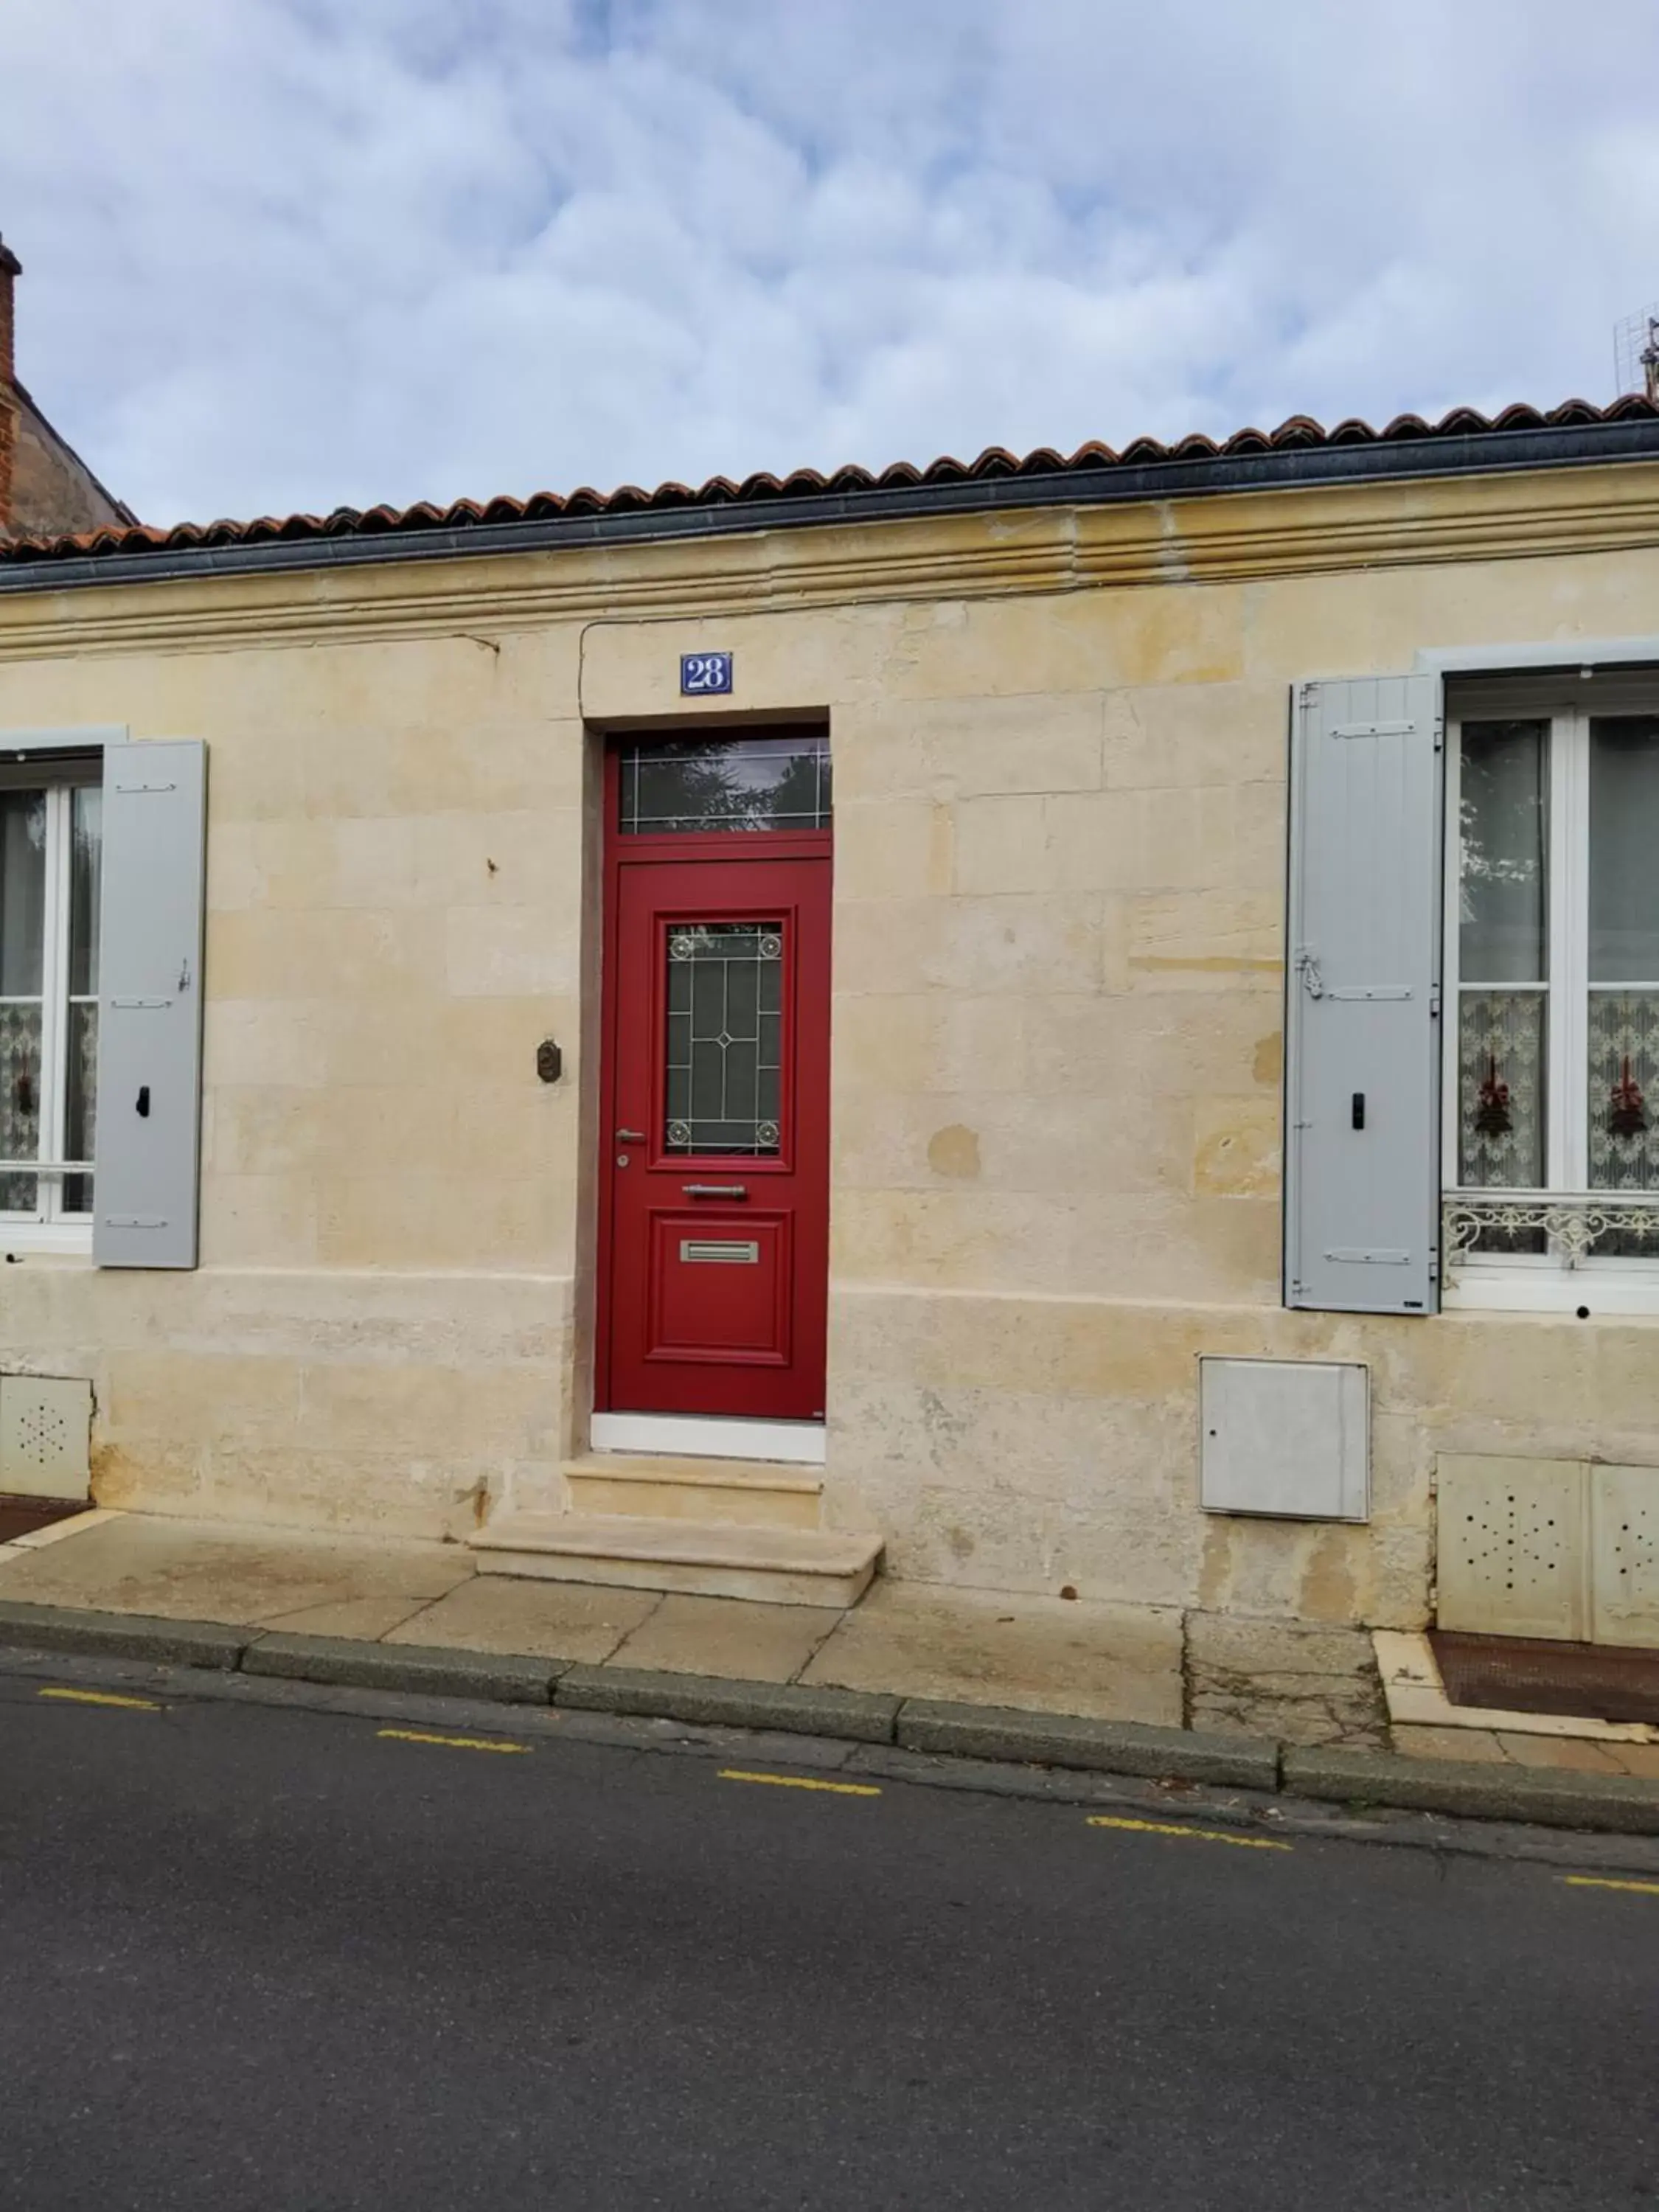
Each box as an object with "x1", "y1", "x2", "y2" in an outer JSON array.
[
  {"x1": 69, "y1": 785, "x2": 102, "y2": 996},
  {"x1": 0, "y1": 1001, "x2": 41, "y2": 1213},
  {"x1": 0, "y1": 791, "x2": 46, "y2": 997},
  {"x1": 1458, "y1": 990, "x2": 1547, "y2": 1192},
  {"x1": 619, "y1": 736, "x2": 830, "y2": 834},
  {"x1": 1589, "y1": 717, "x2": 1659, "y2": 982},
  {"x1": 63, "y1": 1001, "x2": 97, "y2": 1215},
  {"x1": 1588, "y1": 990, "x2": 1659, "y2": 1195},
  {"x1": 1458, "y1": 721, "x2": 1547, "y2": 983},
  {"x1": 662, "y1": 923, "x2": 783, "y2": 1155}
]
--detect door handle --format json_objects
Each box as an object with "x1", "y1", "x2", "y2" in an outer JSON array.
[
  {"x1": 683, "y1": 1183, "x2": 748, "y2": 1199},
  {"x1": 615, "y1": 1129, "x2": 647, "y2": 1142}
]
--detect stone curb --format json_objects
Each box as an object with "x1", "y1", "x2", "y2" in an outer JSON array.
[
  {"x1": 240, "y1": 1632, "x2": 563, "y2": 1706},
  {"x1": 1284, "y1": 1747, "x2": 1659, "y2": 1837},
  {"x1": 896, "y1": 1699, "x2": 1281, "y2": 1790},
  {"x1": 557, "y1": 1665, "x2": 900, "y2": 1743},
  {"x1": 0, "y1": 1599, "x2": 248, "y2": 1670},
  {"x1": 2, "y1": 1594, "x2": 1658, "y2": 1837}
]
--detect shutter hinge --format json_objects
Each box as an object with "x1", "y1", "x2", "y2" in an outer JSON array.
[
  {"x1": 1294, "y1": 947, "x2": 1325, "y2": 1000},
  {"x1": 1429, "y1": 984, "x2": 1442, "y2": 1018},
  {"x1": 1433, "y1": 715, "x2": 1445, "y2": 754}
]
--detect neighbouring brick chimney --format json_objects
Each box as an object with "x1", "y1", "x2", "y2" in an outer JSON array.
[{"x1": 0, "y1": 234, "x2": 19, "y2": 533}]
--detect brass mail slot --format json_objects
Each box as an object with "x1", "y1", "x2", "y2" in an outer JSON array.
[{"x1": 680, "y1": 1238, "x2": 761, "y2": 1265}]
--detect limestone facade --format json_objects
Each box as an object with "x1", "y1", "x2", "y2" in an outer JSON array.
[{"x1": 1, "y1": 453, "x2": 1658, "y2": 1629}]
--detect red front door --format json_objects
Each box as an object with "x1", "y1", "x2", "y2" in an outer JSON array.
[{"x1": 597, "y1": 736, "x2": 831, "y2": 1423}]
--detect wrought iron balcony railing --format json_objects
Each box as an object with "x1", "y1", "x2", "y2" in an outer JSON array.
[{"x1": 1443, "y1": 1189, "x2": 1659, "y2": 1273}]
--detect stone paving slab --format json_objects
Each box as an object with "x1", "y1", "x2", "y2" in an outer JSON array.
[
  {"x1": 1187, "y1": 1611, "x2": 1387, "y2": 1749},
  {"x1": 387, "y1": 1572, "x2": 660, "y2": 1663},
  {"x1": 260, "y1": 1596, "x2": 442, "y2": 1641},
  {"x1": 0, "y1": 1514, "x2": 473, "y2": 1626},
  {"x1": 1390, "y1": 1723, "x2": 1659, "y2": 1778},
  {"x1": 801, "y1": 1582, "x2": 1183, "y2": 1725},
  {"x1": 608, "y1": 1593, "x2": 842, "y2": 1683}
]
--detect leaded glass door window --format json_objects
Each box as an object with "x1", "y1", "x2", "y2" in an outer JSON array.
[
  {"x1": 1446, "y1": 681, "x2": 1659, "y2": 1277},
  {"x1": 664, "y1": 922, "x2": 783, "y2": 1156},
  {"x1": 0, "y1": 770, "x2": 101, "y2": 1229}
]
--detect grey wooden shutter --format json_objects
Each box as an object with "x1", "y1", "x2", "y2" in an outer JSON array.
[
  {"x1": 1285, "y1": 676, "x2": 1442, "y2": 1313},
  {"x1": 94, "y1": 740, "x2": 207, "y2": 1269}
]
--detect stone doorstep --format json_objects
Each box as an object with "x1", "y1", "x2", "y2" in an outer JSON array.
[
  {"x1": 470, "y1": 1509, "x2": 882, "y2": 1610},
  {"x1": 1373, "y1": 1630, "x2": 1659, "y2": 1750},
  {"x1": 561, "y1": 1455, "x2": 824, "y2": 1534},
  {"x1": 3, "y1": 1597, "x2": 1659, "y2": 1836}
]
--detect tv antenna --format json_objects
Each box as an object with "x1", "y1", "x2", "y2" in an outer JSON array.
[{"x1": 1614, "y1": 304, "x2": 1659, "y2": 400}]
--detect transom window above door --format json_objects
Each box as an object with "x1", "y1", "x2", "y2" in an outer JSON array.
[
  {"x1": 1447, "y1": 677, "x2": 1659, "y2": 1291},
  {"x1": 616, "y1": 733, "x2": 830, "y2": 835}
]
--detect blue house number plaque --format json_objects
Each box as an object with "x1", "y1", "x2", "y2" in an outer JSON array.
[{"x1": 681, "y1": 650, "x2": 733, "y2": 696}]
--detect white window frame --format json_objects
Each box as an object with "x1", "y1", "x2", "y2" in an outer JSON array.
[
  {"x1": 1444, "y1": 672, "x2": 1659, "y2": 1313},
  {"x1": 0, "y1": 729, "x2": 119, "y2": 1258}
]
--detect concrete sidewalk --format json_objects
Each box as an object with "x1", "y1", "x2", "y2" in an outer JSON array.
[
  {"x1": 7, "y1": 1508, "x2": 1659, "y2": 1836},
  {"x1": 0, "y1": 1508, "x2": 1188, "y2": 1725},
  {"x1": 4, "y1": 1506, "x2": 1655, "y2": 1781},
  {"x1": 0, "y1": 1506, "x2": 1533, "y2": 1758}
]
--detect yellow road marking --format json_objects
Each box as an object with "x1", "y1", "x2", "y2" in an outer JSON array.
[
  {"x1": 377, "y1": 1728, "x2": 529, "y2": 1756},
  {"x1": 720, "y1": 1768, "x2": 881, "y2": 1798},
  {"x1": 38, "y1": 1687, "x2": 160, "y2": 1711},
  {"x1": 1087, "y1": 1814, "x2": 1291, "y2": 1851},
  {"x1": 1562, "y1": 1874, "x2": 1659, "y2": 1897}
]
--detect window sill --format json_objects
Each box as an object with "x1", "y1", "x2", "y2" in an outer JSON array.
[
  {"x1": 1443, "y1": 1270, "x2": 1659, "y2": 1317},
  {"x1": 0, "y1": 1224, "x2": 94, "y2": 1262}
]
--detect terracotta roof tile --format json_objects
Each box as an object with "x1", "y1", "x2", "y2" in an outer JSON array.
[{"x1": 3, "y1": 397, "x2": 1657, "y2": 571}]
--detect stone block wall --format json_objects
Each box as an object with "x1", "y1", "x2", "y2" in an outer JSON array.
[
  {"x1": 0, "y1": 624, "x2": 588, "y2": 1539},
  {"x1": 0, "y1": 476, "x2": 1655, "y2": 1624}
]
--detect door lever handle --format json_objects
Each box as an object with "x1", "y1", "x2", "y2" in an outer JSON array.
[
  {"x1": 614, "y1": 1129, "x2": 647, "y2": 1142},
  {"x1": 683, "y1": 1183, "x2": 748, "y2": 1199}
]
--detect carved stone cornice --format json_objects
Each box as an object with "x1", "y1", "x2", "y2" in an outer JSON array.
[{"x1": 2, "y1": 459, "x2": 1659, "y2": 663}]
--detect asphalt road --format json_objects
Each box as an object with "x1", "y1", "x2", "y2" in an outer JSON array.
[{"x1": 1, "y1": 1672, "x2": 1656, "y2": 2211}]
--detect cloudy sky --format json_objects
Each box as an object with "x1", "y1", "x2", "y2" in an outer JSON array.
[{"x1": 7, "y1": 0, "x2": 1659, "y2": 528}]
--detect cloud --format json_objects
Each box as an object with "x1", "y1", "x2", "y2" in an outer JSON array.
[{"x1": 5, "y1": 0, "x2": 1659, "y2": 525}]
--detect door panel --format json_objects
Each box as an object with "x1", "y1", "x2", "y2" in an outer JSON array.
[
  {"x1": 600, "y1": 847, "x2": 830, "y2": 1421},
  {"x1": 648, "y1": 1209, "x2": 792, "y2": 1365}
]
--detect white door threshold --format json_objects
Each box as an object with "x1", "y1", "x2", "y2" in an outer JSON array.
[{"x1": 590, "y1": 1411, "x2": 827, "y2": 1467}]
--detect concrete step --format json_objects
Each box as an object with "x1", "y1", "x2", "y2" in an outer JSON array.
[
  {"x1": 563, "y1": 1453, "x2": 824, "y2": 1532},
  {"x1": 471, "y1": 1511, "x2": 881, "y2": 1608}
]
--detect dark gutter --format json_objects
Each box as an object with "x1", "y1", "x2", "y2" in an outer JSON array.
[{"x1": 3, "y1": 417, "x2": 1658, "y2": 597}]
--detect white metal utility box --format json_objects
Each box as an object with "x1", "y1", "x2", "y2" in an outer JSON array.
[{"x1": 1199, "y1": 1357, "x2": 1369, "y2": 1522}]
